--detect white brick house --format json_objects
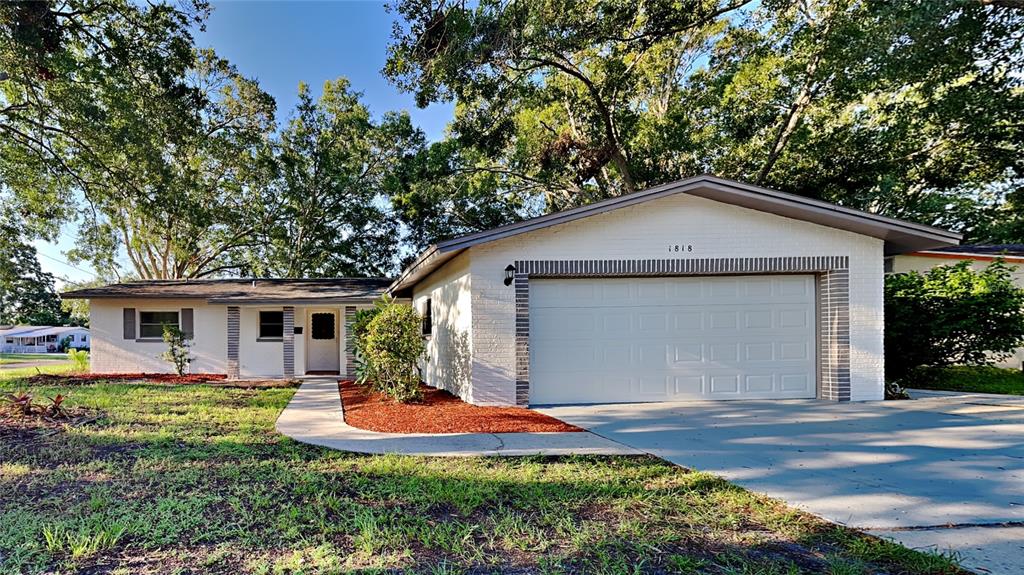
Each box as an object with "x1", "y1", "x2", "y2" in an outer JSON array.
[
  {"x1": 62, "y1": 279, "x2": 390, "y2": 378},
  {"x1": 390, "y1": 175, "x2": 960, "y2": 405},
  {"x1": 64, "y1": 176, "x2": 960, "y2": 405}
]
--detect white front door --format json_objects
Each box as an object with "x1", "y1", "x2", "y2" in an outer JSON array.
[
  {"x1": 306, "y1": 310, "x2": 340, "y2": 373},
  {"x1": 529, "y1": 275, "x2": 817, "y2": 404}
]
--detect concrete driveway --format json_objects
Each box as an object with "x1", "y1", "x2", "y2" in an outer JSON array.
[{"x1": 539, "y1": 391, "x2": 1024, "y2": 574}]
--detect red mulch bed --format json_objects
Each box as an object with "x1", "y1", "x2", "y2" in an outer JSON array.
[{"x1": 338, "y1": 380, "x2": 582, "y2": 434}]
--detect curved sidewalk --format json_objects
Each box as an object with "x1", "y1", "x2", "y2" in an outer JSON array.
[{"x1": 276, "y1": 378, "x2": 641, "y2": 457}]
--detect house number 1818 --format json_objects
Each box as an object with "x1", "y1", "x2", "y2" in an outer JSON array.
[{"x1": 668, "y1": 244, "x2": 693, "y2": 252}]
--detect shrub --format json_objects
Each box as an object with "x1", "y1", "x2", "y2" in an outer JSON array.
[
  {"x1": 885, "y1": 260, "x2": 1024, "y2": 381},
  {"x1": 67, "y1": 348, "x2": 89, "y2": 372},
  {"x1": 160, "y1": 324, "x2": 193, "y2": 376},
  {"x1": 350, "y1": 297, "x2": 389, "y2": 385},
  {"x1": 360, "y1": 299, "x2": 425, "y2": 402}
]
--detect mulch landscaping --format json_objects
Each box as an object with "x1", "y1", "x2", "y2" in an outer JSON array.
[
  {"x1": 338, "y1": 379, "x2": 583, "y2": 434},
  {"x1": 24, "y1": 373, "x2": 298, "y2": 389}
]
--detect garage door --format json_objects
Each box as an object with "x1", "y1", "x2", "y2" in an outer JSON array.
[{"x1": 529, "y1": 275, "x2": 817, "y2": 404}]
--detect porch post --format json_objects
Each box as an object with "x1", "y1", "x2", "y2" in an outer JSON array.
[
  {"x1": 344, "y1": 306, "x2": 357, "y2": 378},
  {"x1": 283, "y1": 306, "x2": 295, "y2": 378},
  {"x1": 226, "y1": 306, "x2": 240, "y2": 378}
]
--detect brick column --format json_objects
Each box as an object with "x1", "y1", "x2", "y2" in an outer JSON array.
[
  {"x1": 283, "y1": 306, "x2": 295, "y2": 378},
  {"x1": 226, "y1": 306, "x2": 240, "y2": 378},
  {"x1": 344, "y1": 306, "x2": 357, "y2": 378},
  {"x1": 514, "y1": 274, "x2": 530, "y2": 406}
]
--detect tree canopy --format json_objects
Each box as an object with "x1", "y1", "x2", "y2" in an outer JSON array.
[
  {"x1": 384, "y1": 0, "x2": 1024, "y2": 243},
  {"x1": 1, "y1": 0, "x2": 1023, "y2": 299}
]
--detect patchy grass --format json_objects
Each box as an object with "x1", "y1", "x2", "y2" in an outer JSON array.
[
  {"x1": 908, "y1": 365, "x2": 1024, "y2": 396},
  {"x1": 0, "y1": 378, "x2": 966, "y2": 574},
  {"x1": 0, "y1": 353, "x2": 69, "y2": 362},
  {"x1": 0, "y1": 363, "x2": 77, "y2": 380}
]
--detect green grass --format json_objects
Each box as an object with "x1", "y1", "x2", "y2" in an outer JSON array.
[
  {"x1": 908, "y1": 365, "x2": 1024, "y2": 395},
  {"x1": 0, "y1": 353, "x2": 72, "y2": 365},
  {"x1": 0, "y1": 362, "x2": 77, "y2": 380},
  {"x1": 0, "y1": 353, "x2": 69, "y2": 360},
  {"x1": 0, "y1": 378, "x2": 966, "y2": 574}
]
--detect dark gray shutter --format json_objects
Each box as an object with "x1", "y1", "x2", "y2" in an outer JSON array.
[
  {"x1": 123, "y1": 308, "x2": 136, "y2": 340},
  {"x1": 181, "y1": 308, "x2": 194, "y2": 339}
]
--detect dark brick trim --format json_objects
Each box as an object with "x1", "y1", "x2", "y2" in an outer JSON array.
[
  {"x1": 226, "y1": 306, "x2": 240, "y2": 378},
  {"x1": 344, "y1": 305, "x2": 357, "y2": 377},
  {"x1": 512, "y1": 257, "x2": 851, "y2": 405},
  {"x1": 283, "y1": 306, "x2": 295, "y2": 378}
]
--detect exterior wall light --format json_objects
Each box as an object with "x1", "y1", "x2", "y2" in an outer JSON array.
[{"x1": 504, "y1": 264, "x2": 516, "y2": 286}]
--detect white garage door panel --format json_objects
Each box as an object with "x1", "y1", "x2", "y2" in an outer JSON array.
[{"x1": 530, "y1": 276, "x2": 817, "y2": 404}]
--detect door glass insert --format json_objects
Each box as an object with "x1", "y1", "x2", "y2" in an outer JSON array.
[{"x1": 311, "y1": 313, "x2": 335, "y2": 340}]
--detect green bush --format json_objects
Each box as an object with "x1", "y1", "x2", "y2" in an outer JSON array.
[
  {"x1": 885, "y1": 260, "x2": 1024, "y2": 381},
  {"x1": 360, "y1": 299, "x2": 425, "y2": 402},
  {"x1": 350, "y1": 297, "x2": 390, "y2": 385},
  {"x1": 66, "y1": 348, "x2": 89, "y2": 372}
]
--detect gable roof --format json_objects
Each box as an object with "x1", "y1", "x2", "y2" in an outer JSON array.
[
  {"x1": 62, "y1": 278, "x2": 392, "y2": 305},
  {"x1": 390, "y1": 175, "x2": 962, "y2": 296}
]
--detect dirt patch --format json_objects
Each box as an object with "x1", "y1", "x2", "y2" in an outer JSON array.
[
  {"x1": 0, "y1": 406, "x2": 104, "y2": 439},
  {"x1": 339, "y1": 380, "x2": 582, "y2": 434},
  {"x1": 24, "y1": 373, "x2": 298, "y2": 389}
]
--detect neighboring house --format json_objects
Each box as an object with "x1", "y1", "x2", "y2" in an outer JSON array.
[
  {"x1": 890, "y1": 244, "x2": 1024, "y2": 369},
  {"x1": 61, "y1": 279, "x2": 391, "y2": 378},
  {"x1": 0, "y1": 325, "x2": 90, "y2": 353},
  {"x1": 64, "y1": 176, "x2": 961, "y2": 405}
]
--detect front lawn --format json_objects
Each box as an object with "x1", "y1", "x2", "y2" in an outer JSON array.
[
  {"x1": 908, "y1": 365, "x2": 1024, "y2": 396},
  {"x1": 1, "y1": 379, "x2": 964, "y2": 574},
  {"x1": 1, "y1": 353, "x2": 70, "y2": 361}
]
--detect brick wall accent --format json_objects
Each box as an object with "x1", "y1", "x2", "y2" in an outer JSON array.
[
  {"x1": 283, "y1": 306, "x2": 295, "y2": 378},
  {"x1": 226, "y1": 306, "x2": 240, "y2": 378},
  {"x1": 512, "y1": 256, "x2": 851, "y2": 405},
  {"x1": 344, "y1": 305, "x2": 357, "y2": 377}
]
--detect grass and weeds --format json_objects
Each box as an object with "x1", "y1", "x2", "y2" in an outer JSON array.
[
  {"x1": 1, "y1": 376, "x2": 966, "y2": 574},
  {"x1": 906, "y1": 365, "x2": 1024, "y2": 396},
  {"x1": 0, "y1": 353, "x2": 74, "y2": 366},
  {"x1": 0, "y1": 362, "x2": 78, "y2": 379}
]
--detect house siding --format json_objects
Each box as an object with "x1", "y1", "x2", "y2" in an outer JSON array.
[
  {"x1": 90, "y1": 299, "x2": 228, "y2": 374},
  {"x1": 411, "y1": 252, "x2": 474, "y2": 401},
  {"x1": 465, "y1": 193, "x2": 885, "y2": 404}
]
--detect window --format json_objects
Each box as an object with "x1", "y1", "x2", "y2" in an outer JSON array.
[
  {"x1": 139, "y1": 311, "x2": 179, "y2": 339},
  {"x1": 259, "y1": 311, "x2": 284, "y2": 340},
  {"x1": 421, "y1": 298, "x2": 432, "y2": 336},
  {"x1": 311, "y1": 313, "x2": 335, "y2": 340}
]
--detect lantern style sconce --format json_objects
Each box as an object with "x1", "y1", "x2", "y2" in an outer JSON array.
[{"x1": 503, "y1": 264, "x2": 516, "y2": 286}]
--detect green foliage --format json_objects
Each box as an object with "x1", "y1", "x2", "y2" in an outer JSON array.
[
  {"x1": 350, "y1": 296, "x2": 392, "y2": 385},
  {"x1": 159, "y1": 325, "x2": 193, "y2": 376},
  {"x1": 885, "y1": 261, "x2": 1024, "y2": 380},
  {"x1": 66, "y1": 349, "x2": 89, "y2": 372},
  {"x1": 360, "y1": 300, "x2": 425, "y2": 402},
  {"x1": 385, "y1": 0, "x2": 1024, "y2": 245},
  {"x1": 0, "y1": 214, "x2": 66, "y2": 326},
  {"x1": 245, "y1": 80, "x2": 423, "y2": 277},
  {"x1": 905, "y1": 365, "x2": 1024, "y2": 396}
]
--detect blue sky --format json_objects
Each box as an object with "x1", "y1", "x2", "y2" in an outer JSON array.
[{"x1": 37, "y1": 0, "x2": 453, "y2": 286}]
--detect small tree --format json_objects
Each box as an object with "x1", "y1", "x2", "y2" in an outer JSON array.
[
  {"x1": 160, "y1": 325, "x2": 194, "y2": 376},
  {"x1": 885, "y1": 260, "x2": 1024, "y2": 380},
  {"x1": 360, "y1": 300, "x2": 425, "y2": 402}
]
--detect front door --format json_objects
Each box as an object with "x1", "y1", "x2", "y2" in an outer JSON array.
[{"x1": 306, "y1": 310, "x2": 340, "y2": 374}]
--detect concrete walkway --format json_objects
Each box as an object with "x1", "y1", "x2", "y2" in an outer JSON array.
[
  {"x1": 539, "y1": 393, "x2": 1024, "y2": 574},
  {"x1": 275, "y1": 378, "x2": 640, "y2": 457}
]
